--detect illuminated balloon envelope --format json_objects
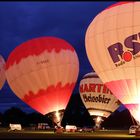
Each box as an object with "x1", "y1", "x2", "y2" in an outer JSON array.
[
  {"x1": 85, "y1": 2, "x2": 140, "y2": 124},
  {"x1": 79, "y1": 72, "x2": 120, "y2": 129},
  {"x1": 0, "y1": 55, "x2": 6, "y2": 90},
  {"x1": 6, "y1": 37, "x2": 79, "y2": 126}
]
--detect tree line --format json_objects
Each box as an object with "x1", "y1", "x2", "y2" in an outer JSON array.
[{"x1": 0, "y1": 94, "x2": 136, "y2": 129}]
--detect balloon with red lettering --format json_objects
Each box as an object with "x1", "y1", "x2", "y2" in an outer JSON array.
[
  {"x1": 85, "y1": 2, "x2": 140, "y2": 123},
  {"x1": 79, "y1": 72, "x2": 121, "y2": 128},
  {"x1": 6, "y1": 37, "x2": 79, "y2": 127},
  {"x1": 0, "y1": 55, "x2": 6, "y2": 90}
]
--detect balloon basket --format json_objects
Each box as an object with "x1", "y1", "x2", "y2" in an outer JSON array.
[
  {"x1": 92, "y1": 116, "x2": 104, "y2": 130},
  {"x1": 47, "y1": 109, "x2": 65, "y2": 128}
]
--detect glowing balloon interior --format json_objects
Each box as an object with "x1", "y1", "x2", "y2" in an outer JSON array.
[
  {"x1": 85, "y1": 2, "x2": 140, "y2": 123},
  {"x1": 0, "y1": 55, "x2": 6, "y2": 90},
  {"x1": 79, "y1": 72, "x2": 120, "y2": 128},
  {"x1": 6, "y1": 37, "x2": 79, "y2": 124}
]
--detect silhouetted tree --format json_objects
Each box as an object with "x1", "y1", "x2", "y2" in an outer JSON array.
[
  {"x1": 102, "y1": 109, "x2": 136, "y2": 129},
  {"x1": 0, "y1": 112, "x2": 3, "y2": 126},
  {"x1": 27, "y1": 112, "x2": 44, "y2": 124},
  {"x1": 2, "y1": 107, "x2": 27, "y2": 127},
  {"x1": 62, "y1": 93, "x2": 92, "y2": 127}
]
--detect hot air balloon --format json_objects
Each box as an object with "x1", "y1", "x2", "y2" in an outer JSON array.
[
  {"x1": 5, "y1": 37, "x2": 79, "y2": 127},
  {"x1": 0, "y1": 55, "x2": 6, "y2": 90},
  {"x1": 85, "y1": 2, "x2": 140, "y2": 124},
  {"x1": 79, "y1": 72, "x2": 121, "y2": 129}
]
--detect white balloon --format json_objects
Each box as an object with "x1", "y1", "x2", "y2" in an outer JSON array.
[
  {"x1": 79, "y1": 72, "x2": 120, "y2": 119},
  {"x1": 85, "y1": 2, "x2": 140, "y2": 123}
]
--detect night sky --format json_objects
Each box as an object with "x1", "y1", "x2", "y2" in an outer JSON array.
[{"x1": 0, "y1": 1, "x2": 123, "y2": 114}]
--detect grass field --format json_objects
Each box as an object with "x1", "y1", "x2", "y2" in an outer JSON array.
[{"x1": 0, "y1": 129, "x2": 139, "y2": 139}]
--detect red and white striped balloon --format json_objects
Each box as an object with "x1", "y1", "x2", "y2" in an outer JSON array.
[
  {"x1": 0, "y1": 55, "x2": 6, "y2": 90},
  {"x1": 6, "y1": 37, "x2": 79, "y2": 115}
]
